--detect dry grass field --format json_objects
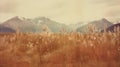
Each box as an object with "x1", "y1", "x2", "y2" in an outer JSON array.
[{"x1": 0, "y1": 32, "x2": 120, "y2": 67}]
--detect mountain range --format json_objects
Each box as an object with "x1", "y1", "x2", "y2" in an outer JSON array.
[
  {"x1": 0, "y1": 16, "x2": 70, "y2": 33},
  {"x1": 0, "y1": 16, "x2": 117, "y2": 33}
]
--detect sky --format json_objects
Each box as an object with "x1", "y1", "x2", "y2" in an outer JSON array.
[{"x1": 0, "y1": 0, "x2": 120, "y2": 24}]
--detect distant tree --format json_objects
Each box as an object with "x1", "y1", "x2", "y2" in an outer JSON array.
[
  {"x1": 87, "y1": 24, "x2": 95, "y2": 33},
  {"x1": 42, "y1": 25, "x2": 51, "y2": 33},
  {"x1": 60, "y1": 28, "x2": 66, "y2": 33}
]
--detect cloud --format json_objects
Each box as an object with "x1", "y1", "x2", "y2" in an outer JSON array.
[
  {"x1": 0, "y1": 0, "x2": 120, "y2": 24},
  {"x1": 91, "y1": 0, "x2": 120, "y2": 6},
  {"x1": 105, "y1": 6, "x2": 120, "y2": 17},
  {"x1": 15, "y1": 0, "x2": 83, "y2": 24},
  {"x1": 0, "y1": 0, "x2": 17, "y2": 13}
]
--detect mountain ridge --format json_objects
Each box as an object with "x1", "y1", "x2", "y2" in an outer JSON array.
[
  {"x1": 76, "y1": 18, "x2": 113, "y2": 33},
  {"x1": 0, "y1": 16, "x2": 115, "y2": 33}
]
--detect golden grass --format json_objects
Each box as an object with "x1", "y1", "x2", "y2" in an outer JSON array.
[{"x1": 0, "y1": 32, "x2": 120, "y2": 67}]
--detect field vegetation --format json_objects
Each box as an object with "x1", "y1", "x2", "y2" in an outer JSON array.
[{"x1": 0, "y1": 28, "x2": 120, "y2": 67}]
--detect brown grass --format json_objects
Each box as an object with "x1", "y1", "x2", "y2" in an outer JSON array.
[{"x1": 0, "y1": 32, "x2": 120, "y2": 67}]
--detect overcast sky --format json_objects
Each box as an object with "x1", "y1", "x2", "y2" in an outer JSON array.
[{"x1": 0, "y1": 0, "x2": 120, "y2": 24}]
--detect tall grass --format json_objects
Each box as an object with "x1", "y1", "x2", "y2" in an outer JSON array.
[{"x1": 0, "y1": 31, "x2": 120, "y2": 67}]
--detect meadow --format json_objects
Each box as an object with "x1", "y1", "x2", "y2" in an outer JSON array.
[{"x1": 0, "y1": 31, "x2": 120, "y2": 67}]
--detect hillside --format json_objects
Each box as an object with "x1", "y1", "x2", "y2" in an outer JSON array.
[
  {"x1": 106, "y1": 23, "x2": 120, "y2": 32},
  {"x1": 0, "y1": 16, "x2": 41, "y2": 32},
  {"x1": 77, "y1": 18, "x2": 113, "y2": 33},
  {"x1": 0, "y1": 25, "x2": 16, "y2": 33},
  {"x1": 32, "y1": 17, "x2": 69, "y2": 32},
  {"x1": 0, "y1": 17, "x2": 116, "y2": 33}
]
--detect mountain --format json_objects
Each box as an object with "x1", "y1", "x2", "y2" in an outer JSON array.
[
  {"x1": 32, "y1": 17, "x2": 69, "y2": 32},
  {"x1": 106, "y1": 23, "x2": 120, "y2": 32},
  {"x1": 0, "y1": 16, "x2": 41, "y2": 33},
  {"x1": 0, "y1": 17, "x2": 116, "y2": 33},
  {"x1": 0, "y1": 25, "x2": 16, "y2": 33},
  {"x1": 77, "y1": 18, "x2": 113, "y2": 33},
  {"x1": 0, "y1": 16, "x2": 70, "y2": 33},
  {"x1": 68, "y1": 22, "x2": 88, "y2": 31}
]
